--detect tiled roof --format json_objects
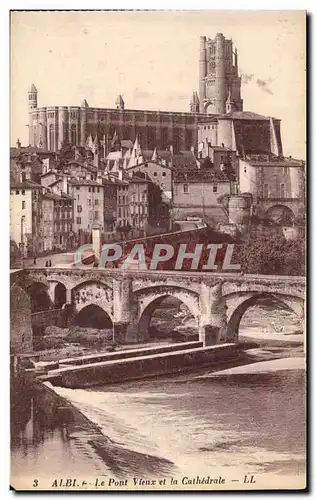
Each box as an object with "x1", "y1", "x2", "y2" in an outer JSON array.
[
  {"x1": 69, "y1": 178, "x2": 103, "y2": 187},
  {"x1": 66, "y1": 160, "x2": 97, "y2": 172},
  {"x1": 41, "y1": 171, "x2": 59, "y2": 178},
  {"x1": 10, "y1": 146, "x2": 53, "y2": 156},
  {"x1": 174, "y1": 169, "x2": 230, "y2": 183},
  {"x1": 121, "y1": 139, "x2": 134, "y2": 149},
  {"x1": 172, "y1": 152, "x2": 199, "y2": 168},
  {"x1": 10, "y1": 180, "x2": 42, "y2": 189},
  {"x1": 246, "y1": 155, "x2": 305, "y2": 167},
  {"x1": 219, "y1": 111, "x2": 270, "y2": 121},
  {"x1": 43, "y1": 191, "x2": 74, "y2": 200},
  {"x1": 142, "y1": 150, "x2": 172, "y2": 161}
]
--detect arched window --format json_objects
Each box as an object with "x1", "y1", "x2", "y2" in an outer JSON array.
[
  {"x1": 71, "y1": 124, "x2": 77, "y2": 145},
  {"x1": 49, "y1": 124, "x2": 54, "y2": 150}
]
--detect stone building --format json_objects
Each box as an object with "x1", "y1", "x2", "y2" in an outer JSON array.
[
  {"x1": 238, "y1": 155, "x2": 305, "y2": 223},
  {"x1": 69, "y1": 178, "x2": 104, "y2": 236},
  {"x1": 172, "y1": 169, "x2": 232, "y2": 226},
  {"x1": 128, "y1": 174, "x2": 150, "y2": 238},
  {"x1": 10, "y1": 179, "x2": 43, "y2": 257}
]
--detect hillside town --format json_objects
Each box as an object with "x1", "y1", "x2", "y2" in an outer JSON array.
[{"x1": 10, "y1": 33, "x2": 305, "y2": 264}]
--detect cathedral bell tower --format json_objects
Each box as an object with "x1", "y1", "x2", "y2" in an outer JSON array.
[{"x1": 198, "y1": 34, "x2": 243, "y2": 114}]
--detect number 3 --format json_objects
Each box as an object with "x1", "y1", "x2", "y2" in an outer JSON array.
[{"x1": 33, "y1": 479, "x2": 38, "y2": 487}]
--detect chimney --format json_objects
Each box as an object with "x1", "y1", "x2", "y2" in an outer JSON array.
[{"x1": 16, "y1": 138, "x2": 21, "y2": 149}]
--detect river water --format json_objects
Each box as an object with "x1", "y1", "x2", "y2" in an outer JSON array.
[{"x1": 11, "y1": 364, "x2": 306, "y2": 490}]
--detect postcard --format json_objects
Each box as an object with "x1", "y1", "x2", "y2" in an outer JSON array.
[{"x1": 10, "y1": 9, "x2": 306, "y2": 491}]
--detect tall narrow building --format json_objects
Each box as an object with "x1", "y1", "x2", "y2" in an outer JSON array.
[{"x1": 198, "y1": 33, "x2": 243, "y2": 114}]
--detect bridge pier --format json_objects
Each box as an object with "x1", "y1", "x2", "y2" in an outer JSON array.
[
  {"x1": 199, "y1": 282, "x2": 227, "y2": 346},
  {"x1": 47, "y1": 282, "x2": 58, "y2": 304},
  {"x1": 112, "y1": 322, "x2": 129, "y2": 344}
]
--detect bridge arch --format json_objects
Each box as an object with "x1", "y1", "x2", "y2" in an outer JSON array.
[
  {"x1": 226, "y1": 292, "x2": 304, "y2": 341},
  {"x1": 136, "y1": 286, "x2": 200, "y2": 340},
  {"x1": 265, "y1": 204, "x2": 295, "y2": 224},
  {"x1": 71, "y1": 280, "x2": 114, "y2": 321},
  {"x1": 72, "y1": 304, "x2": 113, "y2": 330},
  {"x1": 54, "y1": 282, "x2": 67, "y2": 308}
]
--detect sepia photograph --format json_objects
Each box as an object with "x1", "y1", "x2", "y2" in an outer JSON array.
[{"x1": 9, "y1": 9, "x2": 306, "y2": 491}]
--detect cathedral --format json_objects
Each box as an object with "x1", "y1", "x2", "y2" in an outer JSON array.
[{"x1": 28, "y1": 33, "x2": 246, "y2": 154}]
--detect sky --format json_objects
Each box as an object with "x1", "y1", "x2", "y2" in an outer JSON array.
[{"x1": 10, "y1": 10, "x2": 306, "y2": 159}]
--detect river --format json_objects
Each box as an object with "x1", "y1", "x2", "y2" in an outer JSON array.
[{"x1": 11, "y1": 359, "x2": 305, "y2": 490}]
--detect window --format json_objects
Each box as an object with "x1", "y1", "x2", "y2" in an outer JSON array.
[
  {"x1": 283, "y1": 167, "x2": 289, "y2": 175},
  {"x1": 208, "y1": 126, "x2": 210, "y2": 130},
  {"x1": 22, "y1": 201, "x2": 25, "y2": 209},
  {"x1": 183, "y1": 183, "x2": 189, "y2": 194},
  {"x1": 88, "y1": 199, "x2": 91, "y2": 206},
  {"x1": 162, "y1": 172, "x2": 166, "y2": 177},
  {"x1": 89, "y1": 187, "x2": 91, "y2": 192},
  {"x1": 154, "y1": 172, "x2": 158, "y2": 176},
  {"x1": 21, "y1": 173, "x2": 26, "y2": 182},
  {"x1": 21, "y1": 190, "x2": 25, "y2": 195},
  {"x1": 213, "y1": 184, "x2": 218, "y2": 193},
  {"x1": 77, "y1": 205, "x2": 82, "y2": 213},
  {"x1": 92, "y1": 187, "x2": 95, "y2": 193},
  {"x1": 71, "y1": 124, "x2": 77, "y2": 145},
  {"x1": 76, "y1": 186, "x2": 80, "y2": 190},
  {"x1": 264, "y1": 184, "x2": 269, "y2": 199},
  {"x1": 95, "y1": 211, "x2": 99, "y2": 220},
  {"x1": 97, "y1": 187, "x2": 100, "y2": 193},
  {"x1": 15, "y1": 190, "x2": 19, "y2": 195},
  {"x1": 76, "y1": 217, "x2": 81, "y2": 224},
  {"x1": 95, "y1": 199, "x2": 99, "y2": 205},
  {"x1": 280, "y1": 183, "x2": 285, "y2": 198}
]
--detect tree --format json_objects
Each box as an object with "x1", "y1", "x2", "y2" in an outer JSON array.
[{"x1": 236, "y1": 233, "x2": 305, "y2": 276}]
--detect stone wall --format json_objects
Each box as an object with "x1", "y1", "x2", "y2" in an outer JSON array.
[
  {"x1": 10, "y1": 284, "x2": 33, "y2": 354},
  {"x1": 31, "y1": 309, "x2": 66, "y2": 333}
]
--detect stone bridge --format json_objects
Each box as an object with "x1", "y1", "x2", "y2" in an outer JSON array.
[{"x1": 11, "y1": 268, "x2": 306, "y2": 346}]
